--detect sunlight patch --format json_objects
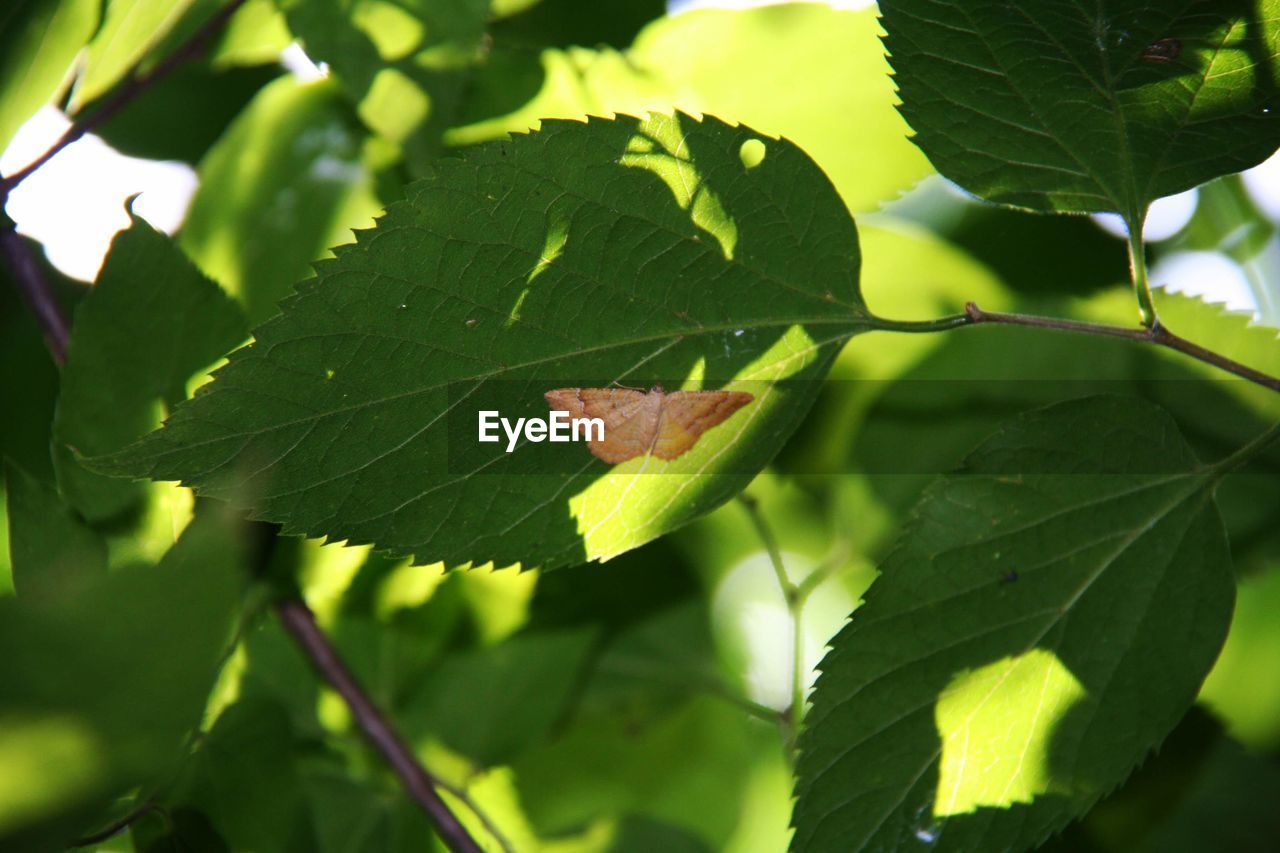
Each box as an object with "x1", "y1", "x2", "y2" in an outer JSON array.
[{"x1": 934, "y1": 649, "x2": 1086, "y2": 817}]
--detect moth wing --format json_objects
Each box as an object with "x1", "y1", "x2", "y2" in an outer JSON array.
[
  {"x1": 652, "y1": 390, "x2": 754, "y2": 460},
  {"x1": 546, "y1": 388, "x2": 656, "y2": 464}
]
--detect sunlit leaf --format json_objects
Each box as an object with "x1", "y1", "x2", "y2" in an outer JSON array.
[
  {"x1": 278, "y1": 0, "x2": 490, "y2": 174},
  {"x1": 0, "y1": 0, "x2": 98, "y2": 154},
  {"x1": 72, "y1": 0, "x2": 197, "y2": 110},
  {"x1": 180, "y1": 76, "x2": 382, "y2": 324},
  {"x1": 53, "y1": 212, "x2": 247, "y2": 521},
  {"x1": 794, "y1": 396, "x2": 1235, "y2": 852},
  {"x1": 453, "y1": 3, "x2": 932, "y2": 213},
  {"x1": 882, "y1": 0, "x2": 1280, "y2": 217},
  {"x1": 92, "y1": 113, "x2": 875, "y2": 569}
]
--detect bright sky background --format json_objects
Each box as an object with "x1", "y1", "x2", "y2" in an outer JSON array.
[{"x1": 3, "y1": 0, "x2": 1280, "y2": 322}]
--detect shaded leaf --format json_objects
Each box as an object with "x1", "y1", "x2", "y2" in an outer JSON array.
[
  {"x1": 3, "y1": 461, "x2": 105, "y2": 600},
  {"x1": 0, "y1": 510, "x2": 243, "y2": 850},
  {"x1": 54, "y1": 212, "x2": 247, "y2": 521},
  {"x1": 513, "y1": 695, "x2": 784, "y2": 849},
  {"x1": 402, "y1": 628, "x2": 596, "y2": 767},
  {"x1": 882, "y1": 0, "x2": 1280, "y2": 217},
  {"x1": 93, "y1": 113, "x2": 873, "y2": 569},
  {"x1": 794, "y1": 396, "x2": 1235, "y2": 852},
  {"x1": 489, "y1": 0, "x2": 666, "y2": 50}
]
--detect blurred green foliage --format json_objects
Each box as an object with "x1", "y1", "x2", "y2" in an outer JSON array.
[{"x1": 0, "y1": 2, "x2": 1278, "y2": 852}]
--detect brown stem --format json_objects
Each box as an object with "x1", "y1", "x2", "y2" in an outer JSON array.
[
  {"x1": 0, "y1": 0, "x2": 249, "y2": 197},
  {"x1": 0, "y1": 224, "x2": 68, "y2": 363},
  {"x1": 274, "y1": 598, "x2": 483, "y2": 853},
  {"x1": 964, "y1": 302, "x2": 1280, "y2": 393}
]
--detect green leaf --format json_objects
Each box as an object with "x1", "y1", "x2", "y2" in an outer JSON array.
[
  {"x1": 453, "y1": 3, "x2": 932, "y2": 213},
  {"x1": 630, "y1": 4, "x2": 933, "y2": 215},
  {"x1": 0, "y1": 0, "x2": 98, "y2": 154},
  {"x1": 882, "y1": 0, "x2": 1280, "y2": 217},
  {"x1": 54, "y1": 211, "x2": 247, "y2": 521},
  {"x1": 402, "y1": 628, "x2": 596, "y2": 767},
  {"x1": 0, "y1": 509, "x2": 242, "y2": 849},
  {"x1": 180, "y1": 76, "x2": 382, "y2": 325},
  {"x1": 513, "y1": 694, "x2": 787, "y2": 849},
  {"x1": 72, "y1": 0, "x2": 198, "y2": 110},
  {"x1": 278, "y1": 0, "x2": 491, "y2": 174},
  {"x1": 92, "y1": 113, "x2": 873, "y2": 569},
  {"x1": 2, "y1": 461, "x2": 105, "y2": 600},
  {"x1": 489, "y1": 0, "x2": 666, "y2": 50},
  {"x1": 794, "y1": 396, "x2": 1235, "y2": 852}
]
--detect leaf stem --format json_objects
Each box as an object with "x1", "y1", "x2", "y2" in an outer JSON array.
[
  {"x1": 0, "y1": 0, "x2": 249, "y2": 199},
  {"x1": 1212, "y1": 419, "x2": 1280, "y2": 477},
  {"x1": 70, "y1": 802, "x2": 163, "y2": 847},
  {"x1": 0, "y1": 221, "x2": 68, "y2": 363},
  {"x1": 274, "y1": 598, "x2": 484, "y2": 853},
  {"x1": 870, "y1": 313, "x2": 973, "y2": 334},
  {"x1": 1127, "y1": 224, "x2": 1159, "y2": 329},
  {"x1": 738, "y1": 495, "x2": 806, "y2": 755},
  {"x1": 962, "y1": 302, "x2": 1280, "y2": 393}
]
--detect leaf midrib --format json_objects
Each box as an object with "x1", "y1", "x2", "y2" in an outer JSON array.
[{"x1": 804, "y1": 468, "x2": 1213, "y2": 850}]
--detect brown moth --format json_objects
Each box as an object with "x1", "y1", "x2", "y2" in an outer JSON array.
[
  {"x1": 1141, "y1": 37, "x2": 1182, "y2": 64},
  {"x1": 544, "y1": 385, "x2": 754, "y2": 464}
]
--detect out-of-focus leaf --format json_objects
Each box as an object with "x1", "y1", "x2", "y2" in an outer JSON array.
[
  {"x1": 454, "y1": 4, "x2": 932, "y2": 213},
  {"x1": 780, "y1": 222, "x2": 1011, "y2": 502},
  {"x1": 93, "y1": 63, "x2": 283, "y2": 164},
  {"x1": 165, "y1": 696, "x2": 318, "y2": 853},
  {"x1": 3, "y1": 461, "x2": 105, "y2": 599},
  {"x1": 180, "y1": 76, "x2": 381, "y2": 324},
  {"x1": 0, "y1": 510, "x2": 243, "y2": 850},
  {"x1": 403, "y1": 628, "x2": 595, "y2": 768},
  {"x1": 513, "y1": 695, "x2": 783, "y2": 850},
  {"x1": 945, "y1": 202, "x2": 1130, "y2": 298},
  {"x1": 53, "y1": 212, "x2": 247, "y2": 522},
  {"x1": 93, "y1": 113, "x2": 875, "y2": 570},
  {"x1": 211, "y1": 0, "x2": 291, "y2": 68},
  {"x1": 278, "y1": 0, "x2": 490, "y2": 174},
  {"x1": 72, "y1": 0, "x2": 198, "y2": 110},
  {"x1": 609, "y1": 815, "x2": 711, "y2": 853},
  {"x1": 882, "y1": 0, "x2": 1280, "y2": 218},
  {"x1": 1200, "y1": 566, "x2": 1280, "y2": 749},
  {"x1": 794, "y1": 396, "x2": 1235, "y2": 852},
  {"x1": 490, "y1": 0, "x2": 665, "y2": 49},
  {"x1": 0, "y1": 254, "x2": 64, "y2": 596},
  {"x1": 131, "y1": 807, "x2": 230, "y2": 853},
  {"x1": 672, "y1": 474, "x2": 868, "y2": 712},
  {"x1": 630, "y1": 4, "x2": 932, "y2": 214},
  {"x1": 1130, "y1": 729, "x2": 1280, "y2": 853},
  {"x1": 0, "y1": 0, "x2": 98, "y2": 154}
]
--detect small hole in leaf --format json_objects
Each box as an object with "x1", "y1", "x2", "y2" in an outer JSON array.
[
  {"x1": 325, "y1": 368, "x2": 335, "y2": 380},
  {"x1": 739, "y1": 139, "x2": 766, "y2": 170}
]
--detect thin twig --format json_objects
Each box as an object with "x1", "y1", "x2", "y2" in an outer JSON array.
[
  {"x1": 963, "y1": 302, "x2": 1280, "y2": 393},
  {"x1": 70, "y1": 802, "x2": 163, "y2": 847},
  {"x1": 0, "y1": 224, "x2": 68, "y2": 362},
  {"x1": 0, "y1": 0, "x2": 250, "y2": 198},
  {"x1": 738, "y1": 495, "x2": 806, "y2": 755},
  {"x1": 274, "y1": 598, "x2": 484, "y2": 853},
  {"x1": 433, "y1": 777, "x2": 514, "y2": 853}
]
